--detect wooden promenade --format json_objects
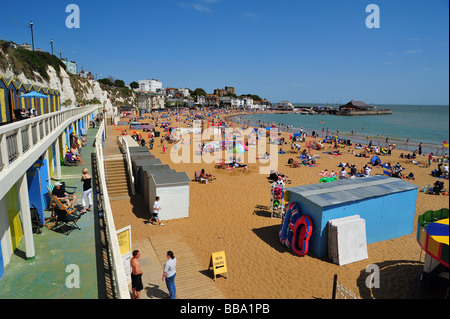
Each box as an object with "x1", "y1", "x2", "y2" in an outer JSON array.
[{"x1": 149, "y1": 234, "x2": 225, "y2": 299}]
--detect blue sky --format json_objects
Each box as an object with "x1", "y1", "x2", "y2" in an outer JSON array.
[{"x1": 0, "y1": 0, "x2": 449, "y2": 105}]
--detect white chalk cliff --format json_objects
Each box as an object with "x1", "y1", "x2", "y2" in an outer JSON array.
[{"x1": 1, "y1": 64, "x2": 135, "y2": 115}]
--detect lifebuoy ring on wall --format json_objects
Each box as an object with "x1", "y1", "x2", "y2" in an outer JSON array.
[
  {"x1": 291, "y1": 215, "x2": 313, "y2": 256},
  {"x1": 279, "y1": 203, "x2": 299, "y2": 248}
]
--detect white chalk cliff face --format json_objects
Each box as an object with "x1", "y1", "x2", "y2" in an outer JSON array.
[{"x1": 1, "y1": 64, "x2": 115, "y2": 113}]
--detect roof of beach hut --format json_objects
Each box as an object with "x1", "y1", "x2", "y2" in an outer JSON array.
[{"x1": 287, "y1": 175, "x2": 419, "y2": 208}]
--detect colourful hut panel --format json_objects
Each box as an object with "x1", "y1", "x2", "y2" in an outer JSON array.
[
  {"x1": 0, "y1": 76, "x2": 9, "y2": 125},
  {"x1": 417, "y1": 209, "x2": 449, "y2": 267}
]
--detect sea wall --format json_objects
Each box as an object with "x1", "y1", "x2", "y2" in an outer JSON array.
[{"x1": 338, "y1": 110, "x2": 393, "y2": 116}]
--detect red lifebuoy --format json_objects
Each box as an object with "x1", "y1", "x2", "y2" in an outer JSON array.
[{"x1": 291, "y1": 215, "x2": 313, "y2": 256}]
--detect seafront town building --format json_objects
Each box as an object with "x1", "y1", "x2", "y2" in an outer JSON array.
[
  {"x1": 136, "y1": 90, "x2": 166, "y2": 111},
  {"x1": 138, "y1": 79, "x2": 163, "y2": 93},
  {"x1": 61, "y1": 59, "x2": 78, "y2": 75},
  {"x1": 214, "y1": 86, "x2": 235, "y2": 97}
]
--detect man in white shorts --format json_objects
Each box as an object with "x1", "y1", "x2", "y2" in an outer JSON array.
[{"x1": 148, "y1": 196, "x2": 164, "y2": 226}]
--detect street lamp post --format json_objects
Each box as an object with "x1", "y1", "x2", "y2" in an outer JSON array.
[{"x1": 29, "y1": 21, "x2": 35, "y2": 51}]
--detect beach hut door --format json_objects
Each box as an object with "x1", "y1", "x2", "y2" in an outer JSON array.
[{"x1": 9, "y1": 89, "x2": 16, "y2": 121}]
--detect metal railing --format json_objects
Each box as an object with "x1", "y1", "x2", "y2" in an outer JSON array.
[
  {"x1": 0, "y1": 105, "x2": 103, "y2": 201},
  {"x1": 332, "y1": 274, "x2": 361, "y2": 299},
  {"x1": 95, "y1": 120, "x2": 130, "y2": 299},
  {"x1": 0, "y1": 105, "x2": 101, "y2": 172},
  {"x1": 118, "y1": 136, "x2": 136, "y2": 195}
]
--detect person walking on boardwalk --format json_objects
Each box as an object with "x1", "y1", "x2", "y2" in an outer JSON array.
[
  {"x1": 80, "y1": 168, "x2": 92, "y2": 214},
  {"x1": 163, "y1": 251, "x2": 177, "y2": 299},
  {"x1": 131, "y1": 250, "x2": 143, "y2": 299},
  {"x1": 147, "y1": 196, "x2": 164, "y2": 226}
]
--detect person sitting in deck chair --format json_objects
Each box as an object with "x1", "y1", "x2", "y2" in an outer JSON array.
[
  {"x1": 70, "y1": 143, "x2": 84, "y2": 165},
  {"x1": 65, "y1": 150, "x2": 78, "y2": 166},
  {"x1": 52, "y1": 182, "x2": 77, "y2": 209},
  {"x1": 200, "y1": 169, "x2": 215, "y2": 182}
]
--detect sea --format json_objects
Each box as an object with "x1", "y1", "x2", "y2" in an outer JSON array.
[{"x1": 230, "y1": 104, "x2": 449, "y2": 154}]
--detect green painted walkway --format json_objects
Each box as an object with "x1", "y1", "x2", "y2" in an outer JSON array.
[{"x1": 0, "y1": 127, "x2": 108, "y2": 299}]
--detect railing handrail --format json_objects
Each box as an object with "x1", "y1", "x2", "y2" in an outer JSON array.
[
  {"x1": 0, "y1": 105, "x2": 103, "y2": 200},
  {"x1": 118, "y1": 136, "x2": 136, "y2": 195},
  {"x1": 0, "y1": 104, "x2": 102, "y2": 135},
  {"x1": 95, "y1": 120, "x2": 130, "y2": 299}
]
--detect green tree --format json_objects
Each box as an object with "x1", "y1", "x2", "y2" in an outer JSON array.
[
  {"x1": 114, "y1": 79, "x2": 125, "y2": 88},
  {"x1": 191, "y1": 88, "x2": 207, "y2": 97},
  {"x1": 240, "y1": 94, "x2": 262, "y2": 102},
  {"x1": 130, "y1": 81, "x2": 139, "y2": 89},
  {"x1": 98, "y1": 78, "x2": 114, "y2": 86}
]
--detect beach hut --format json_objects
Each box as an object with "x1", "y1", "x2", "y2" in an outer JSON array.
[
  {"x1": 54, "y1": 90, "x2": 61, "y2": 111},
  {"x1": 143, "y1": 170, "x2": 191, "y2": 221},
  {"x1": 129, "y1": 146, "x2": 150, "y2": 153},
  {"x1": 131, "y1": 158, "x2": 161, "y2": 181},
  {"x1": 285, "y1": 175, "x2": 419, "y2": 258},
  {"x1": 3, "y1": 78, "x2": 19, "y2": 122},
  {"x1": 0, "y1": 76, "x2": 10, "y2": 125},
  {"x1": 417, "y1": 209, "x2": 449, "y2": 268},
  {"x1": 15, "y1": 81, "x2": 27, "y2": 111},
  {"x1": 23, "y1": 84, "x2": 36, "y2": 113},
  {"x1": 47, "y1": 89, "x2": 55, "y2": 113},
  {"x1": 130, "y1": 153, "x2": 155, "y2": 164},
  {"x1": 38, "y1": 87, "x2": 50, "y2": 114},
  {"x1": 135, "y1": 164, "x2": 175, "y2": 198}
]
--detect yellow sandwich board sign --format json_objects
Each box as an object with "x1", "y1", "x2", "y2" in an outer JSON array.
[{"x1": 208, "y1": 251, "x2": 228, "y2": 281}]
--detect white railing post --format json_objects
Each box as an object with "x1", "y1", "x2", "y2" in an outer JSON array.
[
  {"x1": 16, "y1": 128, "x2": 23, "y2": 158},
  {"x1": 0, "y1": 133, "x2": 9, "y2": 170},
  {"x1": 27, "y1": 124, "x2": 33, "y2": 150}
]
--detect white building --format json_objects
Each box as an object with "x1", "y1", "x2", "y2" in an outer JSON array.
[
  {"x1": 136, "y1": 91, "x2": 165, "y2": 111},
  {"x1": 139, "y1": 79, "x2": 163, "y2": 93},
  {"x1": 178, "y1": 88, "x2": 190, "y2": 97},
  {"x1": 241, "y1": 97, "x2": 254, "y2": 108},
  {"x1": 217, "y1": 96, "x2": 254, "y2": 108},
  {"x1": 61, "y1": 59, "x2": 78, "y2": 75}
]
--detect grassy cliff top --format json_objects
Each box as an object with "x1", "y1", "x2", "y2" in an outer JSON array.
[{"x1": 1, "y1": 40, "x2": 66, "y2": 82}]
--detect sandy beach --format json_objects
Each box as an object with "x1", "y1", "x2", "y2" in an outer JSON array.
[{"x1": 109, "y1": 109, "x2": 449, "y2": 299}]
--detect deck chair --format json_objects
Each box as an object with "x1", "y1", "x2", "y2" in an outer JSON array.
[
  {"x1": 194, "y1": 171, "x2": 208, "y2": 184},
  {"x1": 64, "y1": 157, "x2": 79, "y2": 167},
  {"x1": 46, "y1": 184, "x2": 56, "y2": 210},
  {"x1": 46, "y1": 192, "x2": 81, "y2": 235}
]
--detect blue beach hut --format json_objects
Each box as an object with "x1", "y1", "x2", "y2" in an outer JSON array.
[{"x1": 285, "y1": 175, "x2": 419, "y2": 258}]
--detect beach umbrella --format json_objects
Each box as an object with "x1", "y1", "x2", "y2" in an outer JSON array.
[{"x1": 19, "y1": 91, "x2": 50, "y2": 99}]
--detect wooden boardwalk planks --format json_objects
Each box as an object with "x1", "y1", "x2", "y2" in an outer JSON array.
[{"x1": 149, "y1": 234, "x2": 225, "y2": 299}]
